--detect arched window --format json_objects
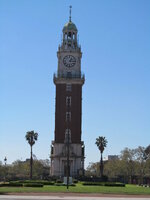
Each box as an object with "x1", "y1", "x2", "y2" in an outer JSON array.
[
  {"x1": 66, "y1": 96, "x2": 71, "y2": 107},
  {"x1": 66, "y1": 112, "x2": 71, "y2": 121},
  {"x1": 64, "y1": 129, "x2": 71, "y2": 143},
  {"x1": 68, "y1": 32, "x2": 72, "y2": 39},
  {"x1": 73, "y1": 33, "x2": 75, "y2": 40},
  {"x1": 65, "y1": 33, "x2": 67, "y2": 39},
  {"x1": 66, "y1": 84, "x2": 72, "y2": 91}
]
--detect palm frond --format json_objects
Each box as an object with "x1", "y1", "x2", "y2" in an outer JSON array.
[
  {"x1": 25, "y1": 130, "x2": 38, "y2": 146},
  {"x1": 95, "y1": 136, "x2": 108, "y2": 153}
]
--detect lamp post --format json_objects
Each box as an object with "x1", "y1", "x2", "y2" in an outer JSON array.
[
  {"x1": 4, "y1": 156, "x2": 7, "y2": 182},
  {"x1": 64, "y1": 129, "x2": 71, "y2": 189},
  {"x1": 4, "y1": 156, "x2": 7, "y2": 165}
]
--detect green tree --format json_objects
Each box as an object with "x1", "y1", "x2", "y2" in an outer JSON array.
[
  {"x1": 104, "y1": 159, "x2": 120, "y2": 180},
  {"x1": 134, "y1": 146, "x2": 147, "y2": 184},
  {"x1": 85, "y1": 162, "x2": 99, "y2": 177},
  {"x1": 4, "y1": 159, "x2": 50, "y2": 180},
  {"x1": 0, "y1": 161, "x2": 5, "y2": 181},
  {"x1": 145, "y1": 145, "x2": 150, "y2": 159},
  {"x1": 120, "y1": 147, "x2": 136, "y2": 183},
  {"x1": 95, "y1": 136, "x2": 107, "y2": 177},
  {"x1": 9, "y1": 160, "x2": 29, "y2": 180},
  {"x1": 25, "y1": 130, "x2": 38, "y2": 179}
]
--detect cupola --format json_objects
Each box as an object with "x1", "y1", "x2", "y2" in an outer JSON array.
[{"x1": 62, "y1": 6, "x2": 78, "y2": 50}]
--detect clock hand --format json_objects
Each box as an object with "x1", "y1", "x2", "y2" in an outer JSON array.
[{"x1": 69, "y1": 58, "x2": 73, "y2": 62}]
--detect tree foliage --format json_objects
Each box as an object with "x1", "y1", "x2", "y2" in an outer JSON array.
[
  {"x1": 86, "y1": 144, "x2": 150, "y2": 184},
  {"x1": 95, "y1": 136, "x2": 107, "y2": 153},
  {"x1": 0, "y1": 159, "x2": 50, "y2": 181}
]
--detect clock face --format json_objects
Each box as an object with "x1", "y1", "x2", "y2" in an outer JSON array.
[{"x1": 63, "y1": 55, "x2": 76, "y2": 67}]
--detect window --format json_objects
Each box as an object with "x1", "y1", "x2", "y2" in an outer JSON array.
[
  {"x1": 65, "y1": 33, "x2": 67, "y2": 39},
  {"x1": 73, "y1": 33, "x2": 75, "y2": 40},
  {"x1": 51, "y1": 145, "x2": 54, "y2": 154},
  {"x1": 67, "y1": 72, "x2": 72, "y2": 78},
  {"x1": 82, "y1": 145, "x2": 85, "y2": 156},
  {"x1": 65, "y1": 43, "x2": 67, "y2": 49},
  {"x1": 66, "y1": 112, "x2": 71, "y2": 122},
  {"x1": 68, "y1": 32, "x2": 71, "y2": 39},
  {"x1": 66, "y1": 96, "x2": 71, "y2": 107},
  {"x1": 66, "y1": 84, "x2": 72, "y2": 92},
  {"x1": 64, "y1": 129, "x2": 71, "y2": 143},
  {"x1": 65, "y1": 128, "x2": 71, "y2": 135}
]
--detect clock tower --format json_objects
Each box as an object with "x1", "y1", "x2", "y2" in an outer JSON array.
[{"x1": 50, "y1": 7, "x2": 85, "y2": 177}]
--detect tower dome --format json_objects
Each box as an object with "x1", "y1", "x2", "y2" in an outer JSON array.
[
  {"x1": 63, "y1": 5, "x2": 78, "y2": 32},
  {"x1": 63, "y1": 21, "x2": 77, "y2": 32},
  {"x1": 61, "y1": 6, "x2": 78, "y2": 50}
]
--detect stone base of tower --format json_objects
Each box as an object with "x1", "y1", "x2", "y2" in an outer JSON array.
[{"x1": 50, "y1": 141, "x2": 85, "y2": 177}]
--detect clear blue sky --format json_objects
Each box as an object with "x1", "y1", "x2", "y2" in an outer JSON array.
[{"x1": 0, "y1": 0, "x2": 150, "y2": 167}]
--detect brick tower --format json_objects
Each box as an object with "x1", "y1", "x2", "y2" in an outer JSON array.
[{"x1": 50, "y1": 8, "x2": 85, "y2": 177}]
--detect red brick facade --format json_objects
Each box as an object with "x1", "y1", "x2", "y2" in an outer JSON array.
[{"x1": 55, "y1": 84, "x2": 82, "y2": 143}]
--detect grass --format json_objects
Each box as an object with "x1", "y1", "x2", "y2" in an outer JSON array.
[{"x1": 0, "y1": 183, "x2": 150, "y2": 195}]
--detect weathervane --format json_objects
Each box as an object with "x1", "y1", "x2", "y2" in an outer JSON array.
[{"x1": 69, "y1": 5, "x2": 72, "y2": 22}]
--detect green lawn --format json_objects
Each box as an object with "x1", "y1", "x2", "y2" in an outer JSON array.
[{"x1": 0, "y1": 183, "x2": 150, "y2": 195}]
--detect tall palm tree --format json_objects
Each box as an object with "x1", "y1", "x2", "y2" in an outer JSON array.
[
  {"x1": 95, "y1": 136, "x2": 107, "y2": 178},
  {"x1": 25, "y1": 130, "x2": 38, "y2": 179}
]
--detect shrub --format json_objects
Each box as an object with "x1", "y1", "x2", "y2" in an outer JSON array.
[
  {"x1": 22, "y1": 180, "x2": 42, "y2": 184},
  {"x1": 0, "y1": 183, "x2": 10, "y2": 187},
  {"x1": 82, "y1": 182, "x2": 125, "y2": 187},
  {"x1": 56, "y1": 179, "x2": 63, "y2": 183},
  {"x1": 82, "y1": 182, "x2": 103, "y2": 186},
  {"x1": 104, "y1": 183, "x2": 125, "y2": 187},
  {"x1": 73, "y1": 179, "x2": 78, "y2": 183},
  {"x1": 24, "y1": 183, "x2": 43, "y2": 187},
  {"x1": 42, "y1": 181, "x2": 55, "y2": 185},
  {"x1": 55, "y1": 183, "x2": 76, "y2": 186},
  {"x1": 9, "y1": 181, "x2": 20, "y2": 184},
  {"x1": 0, "y1": 183, "x2": 23, "y2": 187},
  {"x1": 16, "y1": 180, "x2": 54, "y2": 185},
  {"x1": 9, "y1": 183, "x2": 23, "y2": 187}
]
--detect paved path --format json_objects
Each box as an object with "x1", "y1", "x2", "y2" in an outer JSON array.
[{"x1": 0, "y1": 195, "x2": 150, "y2": 200}]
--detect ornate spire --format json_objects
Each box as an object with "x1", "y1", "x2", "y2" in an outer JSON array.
[{"x1": 69, "y1": 5, "x2": 72, "y2": 22}]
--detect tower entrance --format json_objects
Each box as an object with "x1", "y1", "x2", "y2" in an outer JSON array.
[{"x1": 64, "y1": 164, "x2": 70, "y2": 177}]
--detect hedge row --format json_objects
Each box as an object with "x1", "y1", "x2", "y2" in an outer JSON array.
[
  {"x1": 10, "y1": 180, "x2": 55, "y2": 185},
  {"x1": 82, "y1": 182, "x2": 125, "y2": 187},
  {"x1": 0, "y1": 183, "x2": 23, "y2": 187},
  {"x1": 55, "y1": 183, "x2": 76, "y2": 186},
  {"x1": 0, "y1": 183, "x2": 43, "y2": 187},
  {"x1": 82, "y1": 182, "x2": 103, "y2": 186},
  {"x1": 105, "y1": 183, "x2": 125, "y2": 187},
  {"x1": 23, "y1": 183, "x2": 43, "y2": 187},
  {"x1": 0, "y1": 182, "x2": 76, "y2": 187}
]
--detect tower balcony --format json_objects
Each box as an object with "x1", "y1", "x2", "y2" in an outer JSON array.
[{"x1": 53, "y1": 72, "x2": 85, "y2": 85}]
